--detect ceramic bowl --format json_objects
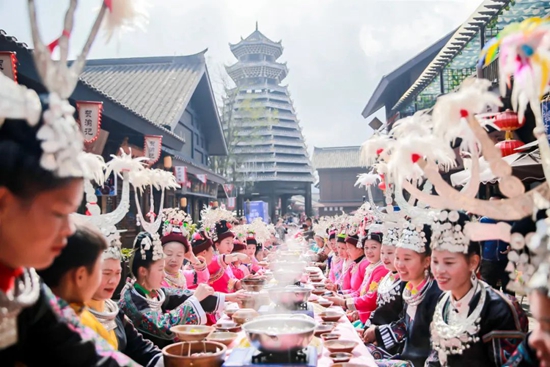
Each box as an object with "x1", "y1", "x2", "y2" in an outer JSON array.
[
  {"x1": 214, "y1": 322, "x2": 241, "y2": 333},
  {"x1": 232, "y1": 308, "x2": 259, "y2": 325},
  {"x1": 169, "y1": 325, "x2": 214, "y2": 342},
  {"x1": 324, "y1": 340, "x2": 359, "y2": 354},
  {"x1": 319, "y1": 310, "x2": 344, "y2": 322},
  {"x1": 312, "y1": 288, "x2": 325, "y2": 295},
  {"x1": 329, "y1": 352, "x2": 353, "y2": 363},
  {"x1": 317, "y1": 299, "x2": 333, "y2": 308},
  {"x1": 314, "y1": 323, "x2": 334, "y2": 337},
  {"x1": 206, "y1": 331, "x2": 239, "y2": 346},
  {"x1": 320, "y1": 332, "x2": 340, "y2": 341}
]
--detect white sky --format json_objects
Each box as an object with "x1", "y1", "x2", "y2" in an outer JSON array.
[{"x1": 0, "y1": 0, "x2": 483, "y2": 153}]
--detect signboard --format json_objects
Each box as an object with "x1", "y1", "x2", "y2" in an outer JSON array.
[
  {"x1": 174, "y1": 166, "x2": 188, "y2": 185},
  {"x1": 227, "y1": 197, "x2": 236, "y2": 210},
  {"x1": 144, "y1": 135, "x2": 162, "y2": 165},
  {"x1": 245, "y1": 201, "x2": 269, "y2": 223},
  {"x1": 0, "y1": 51, "x2": 17, "y2": 81},
  {"x1": 76, "y1": 101, "x2": 103, "y2": 143},
  {"x1": 542, "y1": 98, "x2": 550, "y2": 144}
]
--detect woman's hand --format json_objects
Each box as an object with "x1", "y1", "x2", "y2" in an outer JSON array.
[
  {"x1": 194, "y1": 283, "x2": 214, "y2": 301},
  {"x1": 225, "y1": 290, "x2": 248, "y2": 303},
  {"x1": 325, "y1": 282, "x2": 337, "y2": 291},
  {"x1": 363, "y1": 325, "x2": 376, "y2": 343},
  {"x1": 327, "y1": 296, "x2": 345, "y2": 307},
  {"x1": 235, "y1": 253, "x2": 251, "y2": 264},
  {"x1": 347, "y1": 311, "x2": 359, "y2": 322},
  {"x1": 185, "y1": 251, "x2": 200, "y2": 266}
]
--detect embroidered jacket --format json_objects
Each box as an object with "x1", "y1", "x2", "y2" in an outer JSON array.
[
  {"x1": 208, "y1": 255, "x2": 239, "y2": 293},
  {"x1": 161, "y1": 264, "x2": 209, "y2": 291},
  {"x1": 426, "y1": 283, "x2": 528, "y2": 367},
  {"x1": 119, "y1": 285, "x2": 224, "y2": 348},
  {"x1": 328, "y1": 255, "x2": 343, "y2": 283},
  {"x1": 342, "y1": 255, "x2": 369, "y2": 296},
  {"x1": 365, "y1": 274, "x2": 405, "y2": 328},
  {"x1": 82, "y1": 302, "x2": 163, "y2": 367},
  {"x1": 0, "y1": 282, "x2": 136, "y2": 366},
  {"x1": 375, "y1": 280, "x2": 442, "y2": 367},
  {"x1": 503, "y1": 333, "x2": 539, "y2": 367},
  {"x1": 346, "y1": 263, "x2": 389, "y2": 323}
]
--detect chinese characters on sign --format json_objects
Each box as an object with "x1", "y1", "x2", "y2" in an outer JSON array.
[
  {"x1": 174, "y1": 166, "x2": 188, "y2": 185},
  {"x1": 76, "y1": 101, "x2": 103, "y2": 143},
  {"x1": 144, "y1": 135, "x2": 163, "y2": 165}
]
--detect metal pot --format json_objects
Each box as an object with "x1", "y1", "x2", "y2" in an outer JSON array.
[
  {"x1": 241, "y1": 278, "x2": 266, "y2": 292},
  {"x1": 242, "y1": 317, "x2": 316, "y2": 352},
  {"x1": 268, "y1": 286, "x2": 311, "y2": 309}
]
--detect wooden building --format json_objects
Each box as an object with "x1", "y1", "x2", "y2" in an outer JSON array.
[{"x1": 312, "y1": 146, "x2": 384, "y2": 216}]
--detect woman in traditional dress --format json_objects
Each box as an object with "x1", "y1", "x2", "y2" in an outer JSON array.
[
  {"x1": 426, "y1": 210, "x2": 527, "y2": 367},
  {"x1": 361, "y1": 226, "x2": 405, "y2": 339},
  {"x1": 160, "y1": 229, "x2": 208, "y2": 290},
  {"x1": 245, "y1": 235, "x2": 263, "y2": 274},
  {"x1": 0, "y1": 95, "x2": 135, "y2": 366},
  {"x1": 326, "y1": 234, "x2": 349, "y2": 289},
  {"x1": 119, "y1": 232, "x2": 224, "y2": 348},
  {"x1": 207, "y1": 220, "x2": 250, "y2": 293},
  {"x1": 339, "y1": 233, "x2": 370, "y2": 295},
  {"x1": 364, "y1": 222, "x2": 441, "y2": 367},
  {"x1": 230, "y1": 239, "x2": 250, "y2": 280},
  {"x1": 328, "y1": 231, "x2": 388, "y2": 325},
  {"x1": 39, "y1": 223, "x2": 163, "y2": 366}
]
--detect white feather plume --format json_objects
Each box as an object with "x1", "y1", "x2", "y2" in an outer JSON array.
[
  {"x1": 102, "y1": 0, "x2": 149, "y2": 41},
  {"x1": 391, "y1": 112, "x2": 433, "y2": 139},
  {"x1": 79, "y1": 152, "x2": 106, "y2": 186},
  {"x1": 355, "y1": 173, "x2": 381, "y2": 189},
  {"x1": 105, "y1": 148, "x2": 148, "y2": 179},
  {"x1": 360, "y1": 134, "x2": 393, "y2": 166},
  {"x1": 200, "y1": 206, "x2": 236, "y2": 233}
]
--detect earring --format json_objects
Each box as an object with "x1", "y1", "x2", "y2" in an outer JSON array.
[
  {"x1": 424, "y1": 268, "x2": 429, "y2": 278},
  {"x1": 471, "y1": 271, "x2": 477, "y2": 282}
]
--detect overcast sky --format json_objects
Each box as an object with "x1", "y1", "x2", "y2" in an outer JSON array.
[{"x1": 0, "y1": 0, "x2": 483, "y2": 152}]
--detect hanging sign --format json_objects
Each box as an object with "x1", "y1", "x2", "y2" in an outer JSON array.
[
  {"x1": 195, "y1": 174, "x2": 208, "y2": 185},
  {"x1": 223, "y1": 184, "x2": 235, "y2": 197},
  {"x1": 0, "y1": 51, "x2": 17, "y2": 81},
  {"x1": 144, "y1": 135, "x2": 163, "y2": 165},
  {"x1": 227, "y1": 197, "x2": 236, "y2": 210},
  {"x1": 76, "y1": 101, "x2": 103, "y2": 143},
  {"x1": 174, "y1": 166, "x2": 188, "y2": 185}
]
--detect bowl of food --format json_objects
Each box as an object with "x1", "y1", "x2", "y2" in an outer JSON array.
[
  {"x1": 319, "y1": 310, "x2": 344, "y2": 322},
  {"x1": 312, "y1": 288, "x2": 325, "y2": 296},
  {"x1": 324, "y1": 340, "x2": 359, "y2": 354},
  {"x1": 242, "y1": 316, "x2": 317, "y2": 353},
  {"x1": 241, "y1": 278, "x2": 267, "y2": 292},
  {"x1": 224, "y1": 303, "x2": 239, "y2": 318},
  {"x1": 170, "y1": 325, "x2": 214, "y2": 342},
  {"x1": 317, "y1": 299, "x2": 333, "y2": 308},
  {"x1": 268, "y1": 286, "x2": 312, "y2": 309},
  {"x1": 232, "y1": 308, "x2": 259, "y2": 325},
  {"x1": 320, "y1": 332, "x2": 340, "y2": 341},
  {"x1": 329, "y1": 352, "x2": 353, "y2": 363},
  {"x1": 309, "y1": 294, "x2": 319, "y2": 303},
  {"x1": 162, "y1": 341, "x2": 227, "y2": 367},
  {"x1": 206, "y1": 332, "x2": 239, "y2": 347},
  {"x1": 314, "y1": 323, "x2": 334, "y2": 337},
  {"x1": 214, "y1": 322, "x2": 241, "y2": 333}
]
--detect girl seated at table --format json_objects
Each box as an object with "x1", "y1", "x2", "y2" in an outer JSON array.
[
  {"x1": 119, "y1": 232, "x2": 224, "y2": 348},
  {"x1": 362, "y1": 226, "x2": 405, "y2": 341},
  {"x1": 230, "y1": 239, "x2": 250, "y2": 280},
  {"x1": 245, "y1": 235, "x2": 263, "y2": 274},
  {"x1": 339, "y1": 233, "x2": 370, "y2": 295},
  {"x1": 161, "y1": 228, "x2": 208, "y2": 290},
  {"x1": 38, "y1": 222, "x2": 143, "y2": 365},
  {"x1": 207, "y1": 220, "x2": 250, "y2": 293},
  {"x1": 427, "y1": 211, "x2": 527, "y2": 366},
  {"x1": 363, "y1": 222, "x2": 441, "y2": 367},
  {"x1": 328, "y1": 230, "x2": 388, "y2": 326},
  {"x1": 327, "y1": 234, "x2": 347, "y2": 287}
]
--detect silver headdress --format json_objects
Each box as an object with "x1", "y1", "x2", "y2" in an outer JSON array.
[
  {"x1": 162, "y1": 208, "x2": 194, "y2": 238},
  {"x1": 430, "y1": 210, "x2": 470, "y2": 254},
  {"x1": 397, "y1": 221, "x2": 428, "y2": 253},
  {"x1": 382, "y1": 223, "x2": 402, "y2": 247}
]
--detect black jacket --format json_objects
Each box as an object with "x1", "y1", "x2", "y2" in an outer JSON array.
[
  {"x1": 368, "y1": 279, "x2": 406, "y2": 327},
  {"x1": 114, "y1": 311, "x2": 162, "y2": 367},
  {"x1": 1, "y1": 283, "x2": 136, "y2": 367}
]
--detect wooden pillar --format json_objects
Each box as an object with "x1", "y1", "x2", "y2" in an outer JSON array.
[{"x1": 305, "y1": 184, "x2": 312, "y2": 217}]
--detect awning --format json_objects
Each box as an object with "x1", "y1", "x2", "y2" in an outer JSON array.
[{"x1": 450, "y1": 149, "x2": 543, "y2": 187}]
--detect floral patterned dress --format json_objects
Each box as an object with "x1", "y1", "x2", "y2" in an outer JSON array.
[{"x1": 345, "y1": 261, "x2": 389, "y2": 324}]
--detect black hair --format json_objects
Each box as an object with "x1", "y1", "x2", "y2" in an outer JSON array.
[
  {"x1": 129, "y1": 232, "x2": 156, "y2": 278},
  {"x1": 0, "y1": 95, "x2": 77, "y2": 199},
  {"x1": 38, "y1": 222, "x2": 107, "y2": 288},
  {"x1": 255, "y1": 244, "x2": 263, "y2": 257},
  {"x1": 421, "y1": 224, "x2": 433, "y2": 258}
]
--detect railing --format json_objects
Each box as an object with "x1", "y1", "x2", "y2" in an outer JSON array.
[{"x1": 482, "y1": 56, "x2": 499, "y2": 83}]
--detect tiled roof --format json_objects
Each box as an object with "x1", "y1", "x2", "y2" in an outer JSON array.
[
  {"x1": 79, "y1": 51, "x2": 209, "y2": 139},
  {"x1": 312, "y1": 146, "x2": 362, "y2": 169}
]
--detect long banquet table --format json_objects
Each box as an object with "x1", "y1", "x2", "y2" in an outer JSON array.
[{"x1": 220, "y1": 306, "x2": 377, "y2": 367}]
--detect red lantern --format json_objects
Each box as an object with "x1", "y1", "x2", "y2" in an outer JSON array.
[
  {"x1": 496, "y1": 140, "x2": 524, "y2": 157},
  {"x1": 492, "y1": 110, "x2": 525, "y2": 157},
  {"x1": 0, "y1": 51, "x2": 17, "y2": 81}
]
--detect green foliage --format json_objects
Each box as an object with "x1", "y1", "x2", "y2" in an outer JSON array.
[{"x1": 121, "y1": 248, "x2": 133, "y2": 262}]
